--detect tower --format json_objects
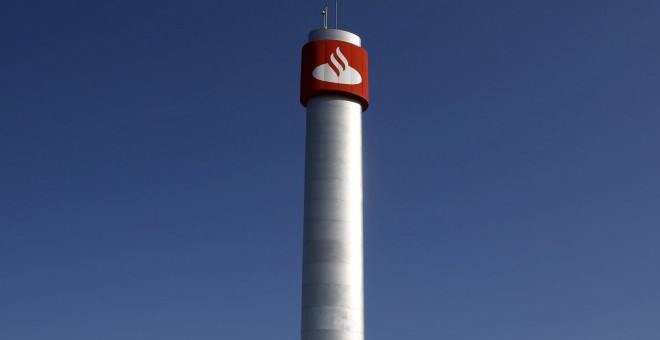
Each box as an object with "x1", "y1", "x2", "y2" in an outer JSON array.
[{"x1": 299, "y1": 26, "x2": 369, "y2": 340}]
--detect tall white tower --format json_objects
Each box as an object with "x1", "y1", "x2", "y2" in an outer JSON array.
[{"x1": 299, "y1": 28, "x2": 369, "y2": 340}]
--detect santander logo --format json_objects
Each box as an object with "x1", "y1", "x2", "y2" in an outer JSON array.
[
  {"x1": 312, "y1": 47, "x2": 362, "y2": 85},
  {"x1": 300, "y1": 39, "x2": 368, "y2": 109}
]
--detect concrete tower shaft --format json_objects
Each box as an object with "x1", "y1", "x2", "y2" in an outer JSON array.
[{"x1": 300, "y1": 29, "x2": 369, "y2": 340}]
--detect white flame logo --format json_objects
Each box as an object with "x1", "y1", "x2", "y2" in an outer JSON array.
[{"x1": 312, "y1": 47, "x2": 362, "y2": 85}]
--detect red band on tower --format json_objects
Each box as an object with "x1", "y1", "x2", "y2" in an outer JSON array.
[{"x1": 300, "y1": 40, "x2": 369, "y2": 110}]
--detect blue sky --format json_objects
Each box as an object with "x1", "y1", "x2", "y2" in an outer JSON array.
[{"x1": 1, "y1": 1, "x2": 659, "y2": 339}]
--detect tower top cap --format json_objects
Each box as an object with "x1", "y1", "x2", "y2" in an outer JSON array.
[{"x1": 309, "y1": 29, "x2": 361, "y2": 46}]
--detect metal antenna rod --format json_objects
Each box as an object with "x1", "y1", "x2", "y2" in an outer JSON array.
[{"x1": 322, "y1": 4, "x2": 328, "y2": 29}]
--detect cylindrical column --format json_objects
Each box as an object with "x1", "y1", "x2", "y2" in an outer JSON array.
[
  {"x1": 302, "y1": 95, "x2": 364, "y2": 340},
  {"x1": 300, "y1": 29, "x2": 369, "y2": 340}
]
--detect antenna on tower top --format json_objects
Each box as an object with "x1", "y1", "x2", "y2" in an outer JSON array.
[{"x1": 322, "y1": 4, "x2": 328, "y2": 29}]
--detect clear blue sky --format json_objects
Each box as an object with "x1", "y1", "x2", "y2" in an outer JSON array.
[{"x1": 2, "y1": 1, "x2": 659, "y2": 339}]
